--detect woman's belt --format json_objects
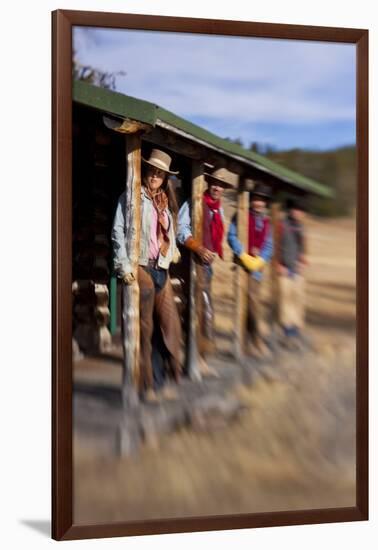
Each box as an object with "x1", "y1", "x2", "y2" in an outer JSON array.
[{"x1": 147, "y1": 258, "x2": 170, "y2": 271}]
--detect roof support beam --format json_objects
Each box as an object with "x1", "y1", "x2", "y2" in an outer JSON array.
[
  {"x1": 104, "y1": 115, "x2": 151, "y2": 409},
  {"x1": 103, "y1": 115, "x2": 151, "y2": 134},
  {"x1": 234, "y1": 178, "x2": 249, "y2": 361},
  {"x1": 120, "y1": 132, "x2": 142, "y2": 409},
  {"x1": 186, "y1": 160, "x2": 206, "y2": 381},
  {"x1": 142, "y1": 126, "x2": 204, "y2": 160},
  {"x1": 143, "y1": 126, "x2": 254, "y2": 178}
]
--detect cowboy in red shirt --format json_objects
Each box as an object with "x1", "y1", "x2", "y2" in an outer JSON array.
[{"x1": 227, "y1": 183, "x2": 274, "y2": 358}]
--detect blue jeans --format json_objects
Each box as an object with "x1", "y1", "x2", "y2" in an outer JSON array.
[{"x1": 143, "y1": 264, "x2": 168, "y2": 292}]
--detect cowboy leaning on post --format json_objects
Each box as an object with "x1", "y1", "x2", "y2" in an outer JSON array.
[
  {"x1": 111, "y1": 149, "x2": 182, "y2": 403},
  {"x1": 227, "y1": 183, "x2": 273, "y2": 358},
  {"x1": 176, "y1": 167, "x2": 234, "y2": 361}
]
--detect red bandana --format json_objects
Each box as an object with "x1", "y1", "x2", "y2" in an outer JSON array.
[
  {"x1": 203, "y1": 189, "x2": 224, "y2": 259},
  {"x1": 248, "y1": 211, "x2": 270, "y2": 255}
]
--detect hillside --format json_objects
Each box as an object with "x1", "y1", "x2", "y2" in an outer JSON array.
[{"x1": 264, "y1": 146, "x2": 356, "y2": 216}]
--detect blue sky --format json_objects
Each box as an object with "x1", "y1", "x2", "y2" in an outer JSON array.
[{"x1": 73, "y1": 27, "x2": 356, "y2": 151}]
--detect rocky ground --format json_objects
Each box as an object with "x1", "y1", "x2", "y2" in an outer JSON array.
[{"x1": 73, "y1": 210, "x2": 356, "y2": 525}]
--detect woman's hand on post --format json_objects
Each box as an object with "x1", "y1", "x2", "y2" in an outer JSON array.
[{"x1": 122, "y1": 272, "x2": 136, "y2": 285}]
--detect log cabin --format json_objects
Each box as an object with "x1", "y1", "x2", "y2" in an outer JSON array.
[{"x1": 72, "y1": 80, "x2": 332, "y2": 402}]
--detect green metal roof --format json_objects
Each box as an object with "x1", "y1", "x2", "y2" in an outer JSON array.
[{"x1": 73, "y1": 80, "x2": 333, "y2": 198}]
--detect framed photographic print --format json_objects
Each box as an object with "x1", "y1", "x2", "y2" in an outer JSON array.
[{"x1": 52, "y1": 9, "x2": 368, "y2": 541}]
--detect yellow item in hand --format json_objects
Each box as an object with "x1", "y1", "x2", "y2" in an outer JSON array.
[{"x1": 239, "y1": 252, "x2": 265, "y2": 272}]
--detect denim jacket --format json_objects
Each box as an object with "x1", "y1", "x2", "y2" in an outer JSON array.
[{"x1": 111, "y1": 187, "x2": 178, "y2": 278}]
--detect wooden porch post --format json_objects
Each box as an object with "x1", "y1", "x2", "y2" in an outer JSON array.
[
  {"x1": 103, "y1": 116, "x2": 150, "y2": 408},
  {"x1": 187, "y1": 160, "x2": 205, "y2": 381},
  {"x1": 234, "y1": 177, "x2": 249, "y2": 361},
  {"x1": 121, "y1": 132, "x2": 142, "y2": 408}
]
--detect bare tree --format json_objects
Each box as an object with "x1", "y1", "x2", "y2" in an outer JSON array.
[{"x1": 73, "y1": 51, "x2": 126, "y2": 90}]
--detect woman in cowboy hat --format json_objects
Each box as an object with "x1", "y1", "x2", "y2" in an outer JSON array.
[
  {"x1": 111, "y1": 149, "x2": 182, "y2": 402},
  {"x1": 227, "y1": 182, "x2": 274, "y2": 359},
  {"x1": 177, "y1": 167, "x2": 234, "y2": 363}
]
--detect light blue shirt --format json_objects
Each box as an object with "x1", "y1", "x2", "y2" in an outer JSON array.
[{"x1": 176, "y1": 199, "x2": 225, "y2": 245}]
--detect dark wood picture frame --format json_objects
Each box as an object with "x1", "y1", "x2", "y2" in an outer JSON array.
[{"x1": 52, "y1": 9, "x2": 368, "y2": 541}]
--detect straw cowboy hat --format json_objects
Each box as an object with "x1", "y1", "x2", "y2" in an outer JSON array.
[
  {"x1": 204, "y1": 167, "x2": 234, "y2": 189},
  {"x1": 142, "y1": 149, "x2": 179, "y2": 175}
]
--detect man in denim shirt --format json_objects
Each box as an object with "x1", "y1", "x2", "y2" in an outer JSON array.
[{"x1": 227, "y1": 184, "x2": 273, "y2": 358}]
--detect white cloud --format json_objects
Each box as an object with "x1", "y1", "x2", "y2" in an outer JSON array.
[{"x1": 73, "y1": 27, "x2": 356, "y2": 125}]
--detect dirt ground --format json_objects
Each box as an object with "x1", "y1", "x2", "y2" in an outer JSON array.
[{"x1": 74, "y1": 212, "x2": 356, "y2": 524}]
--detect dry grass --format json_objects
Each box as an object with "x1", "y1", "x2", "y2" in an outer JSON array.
[{"x1": 74, "y1": 211, "x2": 356, "y2": 524}]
